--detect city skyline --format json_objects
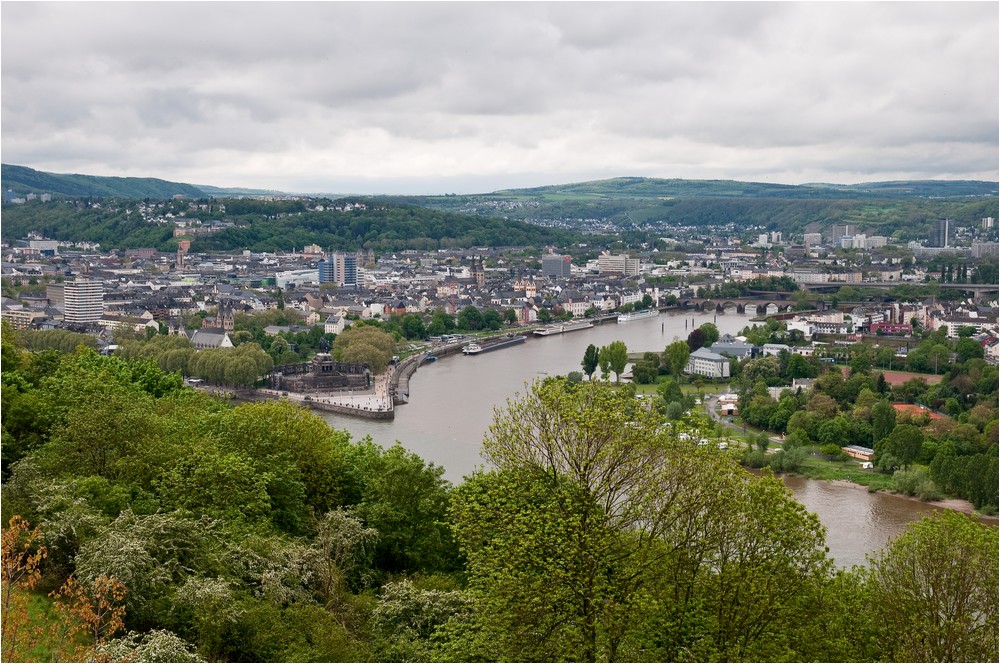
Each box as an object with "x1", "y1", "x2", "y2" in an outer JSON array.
[{"x1": 2, "y1": 2, "x2": 998, "y2": 195}]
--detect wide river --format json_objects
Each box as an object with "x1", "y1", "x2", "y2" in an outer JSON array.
[{"x1": 321, "y1": 311, "x2": 960, "y2": 568}]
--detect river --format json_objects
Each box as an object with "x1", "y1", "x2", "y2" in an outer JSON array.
[{"x1": 320, "y1": 310, "x2": 953, "y2": 567}]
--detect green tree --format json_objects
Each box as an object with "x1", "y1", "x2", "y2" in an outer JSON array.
[
  {"x1": 345, "y1": 442, "x2": 457, "y2": 575},
  {"x1": 699, "y1": 322, "x2": 721, "y2": 347},
  {"x1": 866, "y1": 511, "x2": 998, "y2": 663},
  {"x1": 333, "y1": 325, "x2": 395, "y2": 373},
  {"x1": 581, "y1": 344, "x2": 599, "y2": 380},
  {"x1": 448, "y1": 378, "x2": 834, "y2": 662},
  {"x1": 877, "y1": 423, "x2": 923, "y2": 471},
  {"x1": 427, "y1": 309, "x2": 455, "y2": 336},
  {"x1": 785, "y1": 353, "x2": 818, "y2": 379},
  {"x1": 400, "y1": 313, "x2": 427, "y2": 340},
  {"x1": 871, "y1": 399, "x2": 897, "y2": 445},
  {"x1": 955, "y1": 337, "x2": 984, "y2": 362},
  {"x1": 448, "y1": 380, "x2": 714, "y2": 660},
  {"x1": 456, "y1": 306, "x2": 484, "y2": 331},
  {"x1": 599, "y1": 341, "x2": 628, "y2": 384},
  {"x1": 686, "y1": 327, "x2": 706, "y2": 351},
  {"x1": 664, "y1": 340, "x2": 690, "y2": 379}
]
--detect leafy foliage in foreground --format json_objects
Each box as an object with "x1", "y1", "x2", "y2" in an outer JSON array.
[{"x1": 2, "y1": 327, "x2": 996, "y2": 662}]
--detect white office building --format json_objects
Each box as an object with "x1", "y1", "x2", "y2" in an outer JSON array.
[
  {"x1": 63, "y1": 278, "x2": 104, "y2": 324},
  {"x1": 686, "y1": 347, "x2": 731, "y2": 378},
  {"x1": 597, "y1": 254, "x2": 641, "y2": 276}
]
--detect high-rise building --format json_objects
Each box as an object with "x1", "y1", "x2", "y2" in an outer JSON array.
[
  {"x1": 318, "y1": 258, "x2": 335, "y2": 283},
  {"x1": 597, "y1": 254, "x2": 640, "y2": 276},
  {"x1": 63, "y1": 278, "x2": 104, "y2": 324},
  {"x1": 803, "y1": 233, "x2": 822, "y2": 246},
  {"x1": 972, "y1": 242, "x2": 999, "y2": 259},
  {"x1": 338, "y1": 252, "x2": 358, "y2": 288},
  {"x1": 930, "y1": 219, "x2": 950, "y2": 248},
  {"x1": 542, "y1": 254, "x2": 572, "y2": 278},
  {"x1": 831, "y1": 224, "x2": 857, "y2": 244}
]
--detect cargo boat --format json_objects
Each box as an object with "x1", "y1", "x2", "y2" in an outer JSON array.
[{"x1": 464, "y1": 335, "x2": 526, "y2": 354}]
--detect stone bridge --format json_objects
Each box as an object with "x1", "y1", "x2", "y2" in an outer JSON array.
[{"x1": 676, "y1": 298, "x2": 809, "y2": 315}]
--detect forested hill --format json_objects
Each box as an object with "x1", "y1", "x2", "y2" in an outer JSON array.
[
  {"x1": 0, "y1": 197, "x2": 583, "y2": 252},
  {"x1": 388, "y1": 177, "x2": 999, "y2": 239},
  {"x1": 2, "y1": 164, "x2": 205, "y2": 199}
]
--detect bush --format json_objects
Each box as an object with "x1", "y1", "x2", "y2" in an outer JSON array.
[
  {"x1": 768, "y1": 447, "x2": 806, "y2": 472},
  {"x1": 893, "y1": 468, "x2": 943, "y2": 501},
  {"x1": 742, "y1": 449, "x2": 769, "y2": 468},
  {"x1": 820, "y1": 444, "x2": 849, "y2": 461}
]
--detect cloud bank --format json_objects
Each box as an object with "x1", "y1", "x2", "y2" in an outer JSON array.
[{"x1": 2, "y1": 2, "x2": 997, "y2": 194}]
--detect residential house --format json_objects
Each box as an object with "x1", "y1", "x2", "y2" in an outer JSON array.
[{"x1": 324, "y1": 315, "x2": 348, "y2": 335}]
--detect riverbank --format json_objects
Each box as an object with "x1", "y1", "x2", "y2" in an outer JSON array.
[
  {"x1": 697, "y1": 391, "x2": 997, "y2": 519},
  {"x1": 819, "y1": 478, "x2": 997, "y2": 521}
]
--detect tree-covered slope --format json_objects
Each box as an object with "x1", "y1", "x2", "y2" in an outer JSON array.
[
  {"x1": 389, "y1": 177, "x2": 999, "y2": 239},
  {"x1": 0, "y1": 197, "x2": 584, "y2": 252},
  {"x1": 2, "y1": 164, "x2": 205, "y2": 199}
]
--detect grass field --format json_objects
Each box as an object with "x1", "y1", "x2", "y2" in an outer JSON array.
[{"x1": 796, "y1": 455, "x2": 896, "y2": 491}]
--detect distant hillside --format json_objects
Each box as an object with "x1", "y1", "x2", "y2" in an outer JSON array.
[
  {"x1": 195, "y1": 184, "x2": 290, "y2": 197},
  {"x1": 387, "y1": 176, "x2": 999, "y2": 240},
  {"x1": 490, "y1": 176, "x2": 999, "y2": 200},
  {"x1": 0, "y1": 196, "x2": 584, "y2": 252},
  {"x1": 2, "y1": 164, "x2": 205, "y2": 199}
]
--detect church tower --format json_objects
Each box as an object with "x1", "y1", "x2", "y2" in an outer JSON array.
[
  {"x1": 472, "y1": 259, "x2": 485, "y2": 289},
  {"x1": 219, "y1": 302, "x2": 235, "y2": 333}
]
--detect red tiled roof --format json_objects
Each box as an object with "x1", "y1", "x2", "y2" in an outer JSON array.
[{"x1": 892, "y1": 403, "x2": 945, "y2": 419}]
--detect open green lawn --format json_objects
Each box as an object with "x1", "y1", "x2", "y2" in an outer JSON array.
[
  {"x1": 631, "y1": 377, "x2": 732, "y2": 395},
  {"x1": 797, "y1": 454, "x2": 896, "y2": 491}
]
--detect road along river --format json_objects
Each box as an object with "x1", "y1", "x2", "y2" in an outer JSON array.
[{"x1": 320, "y1": 311, "x2": 971, "y2": 567}]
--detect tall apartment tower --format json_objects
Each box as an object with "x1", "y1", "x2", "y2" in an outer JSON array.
[
  {"x1": 63, "y1": 278, "x2": 104, "y2": 324},
  {"x1": 318, "y1": 258, "x2": 336, "y2": 284},
  {"x1": 930, "y1": 219, "x2": 950, "y2": 248},
  {"x1": 337, "y1": 252, "x2": 358, "y2": 288}
]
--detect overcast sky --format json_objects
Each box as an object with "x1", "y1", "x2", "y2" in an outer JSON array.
[{"x1": 2, "y1": 2, "x2": 997, "y2": 195}]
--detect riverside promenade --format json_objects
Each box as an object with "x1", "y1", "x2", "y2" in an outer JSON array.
[
  {"x1": 255, "y1": 366, "x2": 396, "y2": 419},
  {"x1": 233, "y1": 334, "x2": 517, "y2": 420}
]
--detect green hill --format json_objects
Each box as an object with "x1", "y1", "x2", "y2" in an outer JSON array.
[
  {"x1": 2, "y1": 164, "x2": 205, "y2": 199},
  {"x1": 0, "y1": 196, "x2": 583, "y2": 252},
  {"x1": 490, "y1": 176, "x2": 997, "y2": 199},
  {"x1": 386, "y1": 177, "x2": 998, "y2": 239}
]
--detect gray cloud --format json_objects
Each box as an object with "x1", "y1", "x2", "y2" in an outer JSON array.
[{"x1": 2, "y1": 1, "x2": 996, "y2": 195}]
